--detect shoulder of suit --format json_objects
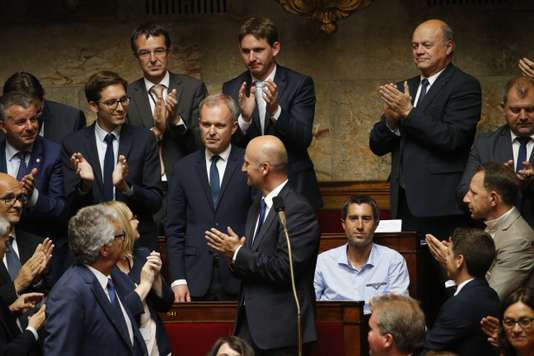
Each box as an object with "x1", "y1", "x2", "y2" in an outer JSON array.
[
  {"x1": 223, "y1": 70, "x2": 249, "y2": 88},
  {"x1": 62, "y1": 125, "x2": 93, "y2": 144},
  {"x1": 36, "y1": 135, "x2": 61, "y2": 151},
  {"x1": 169, "y1": 71, "x2": 205, "y2": 86},
  {"x1": 127, "y1": 77, "x2": 145, "y2": 90},
  {"x1": 277, "y1": 65, "x2": 311, "y2": 81},
  {"x1": 474, "y1": 125, "x2": 509, "y2": 142},
  {"x1": 45, "y1": 100, "x2": 84, "y2": 115}
]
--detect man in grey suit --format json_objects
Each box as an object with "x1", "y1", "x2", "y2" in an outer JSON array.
[
  {"x1": 428, "y1": 161, "x2": 534, "y2": 300},
  {"x1": 458, "y1": 76, "x2": 534, "y2": 228},
  {"x1": 127, "y1": 23, "x2": 208, "y2": 180}
]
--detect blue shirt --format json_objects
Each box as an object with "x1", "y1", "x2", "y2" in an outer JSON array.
[{"x1": 314, "y1": 243, "x2": 410, "y2": 314}]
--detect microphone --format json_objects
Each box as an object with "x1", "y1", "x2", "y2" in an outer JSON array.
[{"x1": 272, "y1": 196, "x2": 302, "y2": 356}]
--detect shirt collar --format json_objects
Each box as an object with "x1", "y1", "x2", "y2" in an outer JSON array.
[
  {"x1": 205, "y1": 144, "x2": 232, "y2": 163},
  {"x1": 484, "y1": 206, "x2": 516, "y2": 233},
  {"x1": 420, "y1": 66, "x2": 446, "y2": 87},
  {"x1": 454, "y1": 278, "x2": 474, "y2": 296},
  {"x1": 253, "y1": 64, "x2": 277, "y2": 83},
  {"x1": 262, "y1": 178, "x2": 288, "y2": 210},
  {"x1": 85, "y1": 264, "x2": 111, "y2": 291},
  {"x1": 337, "y1": 243, "x2": 377, "y2": 270},
  {"x1": 144, "y1": 71, "x2": 170, "y2": 93},
  {"x1": 509, "y1": 129, "x2": 534, "y2": 143},
  {"x1": 95, "y1": 121, "x2": 121, "y2": 143},
  {"x1": 5, "y1": 140, "x2": 33, "y2": 161}
]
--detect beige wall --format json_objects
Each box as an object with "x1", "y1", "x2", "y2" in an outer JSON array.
[{"x1": 1, "y1": 0, "x2": 532, "y2": 181}]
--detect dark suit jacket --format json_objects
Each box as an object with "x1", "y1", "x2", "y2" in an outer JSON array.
[
  {"x1": 0, "y1": 299, "x2": 40, "y2": 356},
  {"x1": 61, "y1": 124, "x2": 162, "y2": 250},
  {"x1": 424, "y1": 278, "x2": 500, "y2": 355},
  {"x1": 41, "y1": 99, "x2": 86, "y2": 144},
  {"x1": 457, "y1": 124, "x2": 534, "y2": 227},
  {"x1": 165, "y1": 146, "x2": 252, "y2": 297},
  {"x1": 127, "y1": 72, "x2": 208, "y2": 177},
  {"x1": 0, "y1": 135, "x2": 65, "y2": 237},
  {"x1": 370, "y1": 63, "x2": 481, "y2": 218},
  {"x1": 0, "y1": 229, "x2": 44, "y2": 305},
  {"x1": 233, "y1": 185, "x2": 320, "y2": 350},
  {"x1": 223, "y1": 65, "x2": 323, "y2": 210},
  {"x1": 116, "y1": 248, "x2": 174, "y2": 355},
  {"x1": 44, "y1": 265, "x2": 148, "y2": 356}
]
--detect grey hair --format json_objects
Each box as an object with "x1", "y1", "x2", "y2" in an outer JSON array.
[
  {"x1": 68, "y1": 204, "x2": 119, "y2": 265},
  {"x1": 0, "y1": 215, "x2": 10, "y2": 236},
  {"x1": 0, "y1": 91, "x2": 36, "y2": 122},
  {"x1": 370, "y1": 294, "x2": 426, "y2": 354},
  {"x1": 199, "y1": 93, "x2": 240, "y2": 122}
]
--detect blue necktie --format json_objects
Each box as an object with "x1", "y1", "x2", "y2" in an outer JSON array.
[
  {"x1": 516, "y1": 137, "x2": 531, "y2": 172},
  {"x1": 210, "y1": 155, "x2": 221, "y2": 207},
  {"x1": 103, "y1": 133, "x2": 115, "y2": 201},
  {"x1": 15, "y1": 152, "x2": 28, "y2": 181},
  {"x1": 416, "y1": 78, "x2": 429, "y2": 108},
  {"x1": 253, "y1": 198, "x2": 267, "y2": 242},
  {"x1": 106, "y1": 278, "x2": 131, "y2": 345},
  {"x1": 5, "y1": 237, "x2": 21, "y2": 281}
]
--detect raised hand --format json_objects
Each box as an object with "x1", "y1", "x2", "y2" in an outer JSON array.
[
  {"x1": 165, "y1": 89, "x2": 179, "y2": 124},
  {"x1": 172, "y1": 284, "x2": 191, "y2": 303},
  {"x1": 238, "y1": 81, "x2": 256, "y2": 122},
  {"x1": 28, "y1": 304, "x2": 46, "y2": 331},
  {"x1": 425, "y1": 234, "x2": 449, "y2": 267},
  {"x1": 263, "y1": 80, "x2": 279, "y2": 115},
  {"x1": 519, "y1": 57, "x2": 534, "y2": 79},
  {"x1": 70, "y1": 152, "x2": 94, "y2": 190},
  {"x1": 378, "y1": 81, "x2": 413, "y2": 118},
  {"x1": 9, "y1": 292, "x2": 44, "y2": 314},
  {"x1": 205, "y1": 226, "x2": 246, "y2": 259},
  {"x1": 480, "y1": 315, "x2": 500, "y2": 348},
  {"x1": 153, "y1": 96, "x2": 168, "y2": 136},
  {"x1": 20, "y1": 168, "x2": 38, "y2": 201},
  {"x1": 112, "y1": 155, "x2": 129, "y2": 192}
]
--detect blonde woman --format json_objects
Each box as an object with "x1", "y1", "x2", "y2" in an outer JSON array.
[{"x1": 104, "y1": 201, "x2": 173, "y2": 356}]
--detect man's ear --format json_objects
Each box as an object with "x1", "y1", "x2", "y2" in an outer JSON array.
[
  {"x1": 88, "y1": 101, "x2": 99, "y2": 114},
  {"x1": 382, "y1": 332, "x2": 395, "y2": 348},
  {"x1": 271, "y1": 41, "x2": 281, "y2": 57}
]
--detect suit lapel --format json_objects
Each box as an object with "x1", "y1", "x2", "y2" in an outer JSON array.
[
  {"x1": 418, "y1": 64, "x2": 455, "y2": 111},
  {"x1": 246, "y1": 198, "x2": 260, "y2": 248},
  {"x1": 129, "y1": 81, "x2": 153, "y2": 129},
  {"x1": 496, "y1": 126, "x2": 514, "y2": 163},
  {"x1": 84, "y1": 125, "x2": 104, "y2": 196},
  {"x1": 195, "y1": 150, "x2": 215, "y2": 211},
  {"x1": 218, "y1": 147, "x2": 240, "y2": 209},
  {"x1": 169, "y1": 73, "x2": 185, "y2": 112},
  {"x1": 251, "y1": 208, "x2": 276, "y2": 249},
  {"x1": 28, "y1": 136, "x2": 44, "y2": 178}
]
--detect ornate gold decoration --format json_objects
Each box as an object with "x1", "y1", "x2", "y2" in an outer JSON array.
[{"x1": 276, "y1": 0, "x2": 372, "y2": 34}]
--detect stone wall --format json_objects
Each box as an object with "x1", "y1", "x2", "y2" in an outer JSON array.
[{"x1": 0, "y1": 0, "x2": 532, "y2": 182}]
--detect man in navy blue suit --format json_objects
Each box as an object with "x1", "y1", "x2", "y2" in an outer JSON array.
[
  {"x1": 166, "y1": 94, "x2": 252, "y2": 302},
  {"x1": 223, "y1": 17, "x2": 322, "y2": 210},
  {"x1": 62, "y1": 71, "x2": 162, "y2": 251},
  {"x1": 424, "y1": 227, "x2": 500, "y2": 355},
  {"x1": 44, "y1": 204, "x2": 148, "y2": 356}
]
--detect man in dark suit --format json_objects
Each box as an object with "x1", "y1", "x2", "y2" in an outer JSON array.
[
  {"x1": 424, "y1": 227, "x2": 500, "y2": 355},
  {"x1": 127, "y1": 23, "x2": 208, "y2": 180},
  {"x1": 369, "y1": 19, "x2": 481, "y2": 325},
  {"x1": 0, "y1": 92, "x2": 64, "y2": 238},
  {"x1": 0, "y1": 173, "x2": 53, "y2": 306},
  {"x1": 206, "y1": 135, "x2": 320, "y2": 355},
  {"x1": 458, "y1": 76, "x2": 534, "y2": 227},
  {"x1": 61, "y1": 71, "x2": 162, "y2": 251},
  {"x1": 222, "y1": 17, "x2": 322, "y2": 210},
  {"x1": 3, "y1": 72, "x2": 87, "y2": 144},
  {"x1": 165, "y1": 94, "x2": 252, "y2": 302},
  {"x1": 44, "y1": 204, "x2": 148, "y2": 356}
]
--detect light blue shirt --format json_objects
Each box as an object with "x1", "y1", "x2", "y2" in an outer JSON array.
[{"x1": 314, "y1": 243, "x2": 410, "y2": 314}]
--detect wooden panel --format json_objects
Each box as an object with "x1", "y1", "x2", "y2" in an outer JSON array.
[{"x1": 319, "y1": 181, "x2": 390, "y2": 211}]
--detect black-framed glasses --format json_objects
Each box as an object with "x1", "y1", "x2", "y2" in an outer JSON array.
[
  {"x1": 99, "y1": 96, "x2": 130, "y2": 110},
  {"x1": 503, "y1": 317, "x2": 534, "y2": 329},
  {"x1": 0, "y1": 193, "x2": 27, "y2": 207},
  {"x1": 137, "y1": 48, "x2": 168, "y2": 60},
  {"x1": 114, "y1": 231, "x2": 126, "y2": 241}
]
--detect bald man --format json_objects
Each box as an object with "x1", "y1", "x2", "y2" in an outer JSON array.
[
  {"x1": 205, "y1": 135, "x2": 320, "y2": 355},
  {"x1": 369, "y1": 19, "x2": 481, "y2": 324}
]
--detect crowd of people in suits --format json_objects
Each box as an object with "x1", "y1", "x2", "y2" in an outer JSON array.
[{"x1": 0, "y1": 14, "x2": 533, "y2": 356}]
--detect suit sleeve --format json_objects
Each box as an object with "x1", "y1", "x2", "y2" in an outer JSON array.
[
  {"x1": 0, "y1": 282, "x2": 18, "y2": 307},
  {"x1": 76, "y1": 110, "x2": 87, "y2": 130},
  {"x1": 124, "y1": 133, "x2": 162, "y2": 215},
  {"x1": 457, "y1": 134, "x2": 483, "y2": 201},
  {"x1": 272, "y1": 75, "x2": 315, "y2": 152},
  {"x1": 164, "y1": 165, "x2": 188, "y2": 282},
  {"x1": 233, "y1": 198, "x2": 320, "y2": 285},
  {"x1": 44, "y1": 285, "x2": 84, "y2": 356},
  {"x1": 0, "y1": 329, "x2": 39, "y2": 356},
  {"x1": 401, "y1": 75, "x2": 481, "y2": 153},
  {"x1": 369, "y1": 116, "x2": 401, "y2": 156},
  {"x1": 487, "y1": 236, "x2": 534, "y2": 299}
]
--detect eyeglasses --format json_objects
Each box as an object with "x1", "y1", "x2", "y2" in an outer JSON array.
[
  {"x1": 503, "y1": 317, "x2": 534, "y2": 329},
  {"x1": 114, "y1": 231, "x2": 126, "y2": 241},
  {"x1": 99, "y1": 96, "x2": 130, "y2": 110},
  {"x1": 137, "y1": 48, "x2": 168, "y2": 60},
  {"x1": 1, "y1": 193, "x2": 27, "y2": 207}
]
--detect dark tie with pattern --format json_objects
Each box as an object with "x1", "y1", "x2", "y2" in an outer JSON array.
[
  {"x1": 516, "y1": 136, "x2": 531, "y2": 172},
  {"x1": 210, "y1": 155, "x2": 221, "y2": 206},
  {"x1": 106, "y1": 278, "x2": 131, "y2": 345},
  {"x1": 252, "y1": 198, "x2": 267, "y2": 243},
  {"x1": 416, "y1": 78, "x2": 430, "y2": 108},
  {"x1": 103, "y1": 133, "x2": 115, "y2": 201},
  {"x1": 15, "y1": 152, "x2": 28, "y2": 181},
  {"x1": 5, "y1": 236, "x2": 21, "y2": 280}
]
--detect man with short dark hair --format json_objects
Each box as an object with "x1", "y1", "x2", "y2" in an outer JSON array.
[
  {"x1": 62, "y1": 71, "x2": 162, "y2": 250},
  {"x1": 367, "y1": 294, "x2": 426, "y2": 356},
  {"x1": 458, "y1": 76, "x2": 534, "y2": 227},
  {"x1": 223, "y1": 17, "x2": 323, "y2": 210},
  {"x1": 314, "y1": 195, "x2": 409, "y2": 314},
  {"x1": 3, "y1": 71, "x2": 86, "y2": 144},
  {"x1": 44, "y1": 204, "x2": 149, "y2": 356},
  {"x1": 424, "y1": 227, "x2": 500, "y2": 355},
  {"x1": 127, "y1": 22, "x2": 208, "y2": 179},
  {"x1": 165, "y1": 94, "x2": 252, "y2": 302},
  {"x1": 428, "y1": 161, "x2": 534, "y2": 299}
]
